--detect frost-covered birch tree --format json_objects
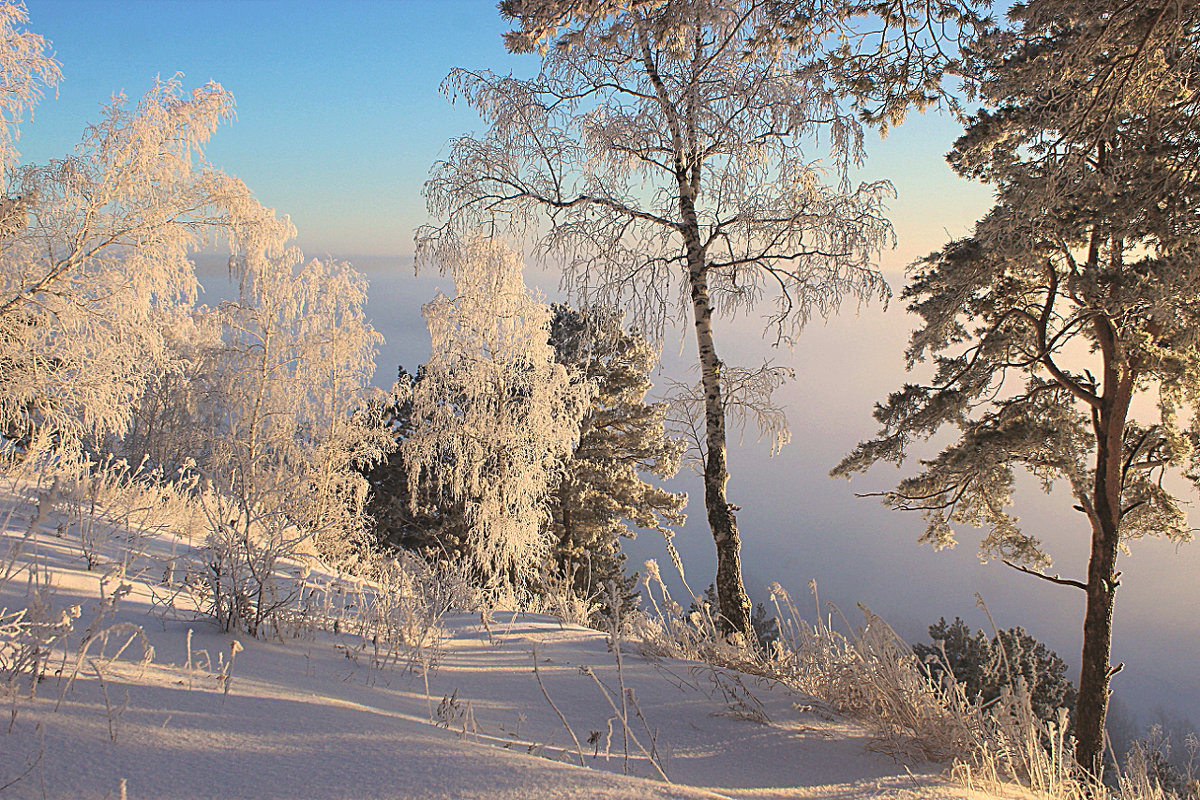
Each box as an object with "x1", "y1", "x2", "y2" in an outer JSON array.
[
  {"x1": 420, "y1": 0, "x2": 895, "y2": 633},
  {"x1": 117, "y1": 245, "x2": 390, "y2": 575},
  {"x1": 500, "y1": 0, "x2": 989, "y2": 132},
  {"x1": 0, "y1": 1, "x2": 58, "y2": 186},
  {"x1": 205, "y1": 251, "x2": 390, "y2": 564},
  {"x1": 403, "y1": 238, "x2": 592, "y2": 586},
  {"x1": 0, "y1": 68, "x2": 288, "y2": 449},
  {"x1": 835, "y1": 0, "x2": 1200, "y2": 773},
  {"x1": 110, "y1": 229, "x2": 389, "y2": 633},
  {"x1": 116, "y1": 306, "x2": 225, "y2": 472}
]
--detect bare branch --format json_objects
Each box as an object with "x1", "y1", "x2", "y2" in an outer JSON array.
[{"x1": 1001, "y1": 559, "x2": 1088, "y2": 592}]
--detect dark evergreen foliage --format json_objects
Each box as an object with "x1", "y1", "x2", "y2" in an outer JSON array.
[
  {"x1": 546, "y1": 304, "x2": 686, "y2": 619},
  {"x1": 360, "y1": 367, "x2": 468, "y2": 559},
  {"x1": 914, "y1": 617, "x2": 1076, "y2": 727}
]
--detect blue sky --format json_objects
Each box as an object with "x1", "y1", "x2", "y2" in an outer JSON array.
[
  {"x1": 20, "y1": 0, "x2": 986, "y2": 261},
  {"x1": 17, "y1": 0, "x2": 1200, "y2": 729},
  {"x1": 21, "y1": 1, "x2": 540, "y2": 255}
]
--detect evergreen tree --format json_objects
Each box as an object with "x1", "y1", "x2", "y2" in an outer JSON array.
[
  {"x1": 361, "y1": 367, "x2": 469, "y2": 559},
  {"x1": 836, "y1": 0, "x2": 1200, "y2": 771},
  {"x1": 546, "y1": 304, "x2": 686, "y2": 617},
  {"x1": 914, "y1": 618, "x2": 1076, "y2": 727}
]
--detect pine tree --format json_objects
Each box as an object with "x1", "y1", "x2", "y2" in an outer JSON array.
[
  {"x1": 546, "y1": 304, "x2": 686, "y2": 617},
  {"x1": 836, "y1": 0, "x2": 1200, "y2": 772},
  {"x1": 914, "y1": 618, "x2": 1076, "y2": 727}
]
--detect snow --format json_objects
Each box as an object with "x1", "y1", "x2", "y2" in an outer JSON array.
[{"x1": 0, "y1": 477, "x2": 1004, "y2": 800}]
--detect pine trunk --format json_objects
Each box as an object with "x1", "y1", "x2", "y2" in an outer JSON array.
[
  {"x1": 1074, "y1": 524, "x2": 1118, "y2": 775},
  {"x1": 1073, "y1": 345, "x2": 1132, "y2": 775}
]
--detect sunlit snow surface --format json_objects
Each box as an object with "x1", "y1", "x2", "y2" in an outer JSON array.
[{"x1": 0, "y1": 478, "x2": 1001, "y2": 800}]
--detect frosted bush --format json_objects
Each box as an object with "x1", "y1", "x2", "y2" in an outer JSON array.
[
  {"x1": 0, "y1": 561, "x2": 80, "y2": 697},
  {"x1": 628, "y1": 564, "x2": 1113, "y2": 793},
  {"x1": 198, "y1": 490, "x2": 305, "y2": 639},
  {"x1": 324, "y1": 553, "x2": 467, "y2": 677}
]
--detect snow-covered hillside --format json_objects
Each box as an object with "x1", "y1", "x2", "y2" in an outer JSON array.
[{"x1": 0, "y1": 474, "x2": 1002, "y2": 800}]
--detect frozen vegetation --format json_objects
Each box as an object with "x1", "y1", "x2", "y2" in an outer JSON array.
[
  {"x1": 1, "y1": 1, "x2": 1199, "y2": 798},
  {"x1": 0, "y1": 464, "x2": 969, "y2": 799},
  {"x1": 1, "y1": 459, "x2": 1195, "y2": 799}
]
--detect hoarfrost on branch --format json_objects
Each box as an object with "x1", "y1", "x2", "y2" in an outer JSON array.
[{"x1": 403, "y1": 238, "x2": 593, "y2": 585}]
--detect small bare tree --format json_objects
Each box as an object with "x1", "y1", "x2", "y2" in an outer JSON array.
[{"x1": 420, "y1": 0, "x2": 893, "y2": 633}]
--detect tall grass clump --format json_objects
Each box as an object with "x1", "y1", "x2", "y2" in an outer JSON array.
[
  {"x1": 762, "y1": 580, "x2": 988, "y2": 762},
  {"x1": 624, "y1": 556, "x2": 1200, "y2": 800},
  {"x1": 626, "y1": 558, "x2": 762, "y2": 673}
]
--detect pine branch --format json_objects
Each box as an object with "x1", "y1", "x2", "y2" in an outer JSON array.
[{"x1": 1001, "y1": 559, "x2": 1087, "y2": 591}]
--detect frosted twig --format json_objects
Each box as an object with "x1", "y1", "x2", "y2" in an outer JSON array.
[
  {"x1": 607, "y1": 581, "x2": 629, "y2": 772},
  {"x1": 579, "y1": 665, "x2": 670, "y2": 783},
  {"x1": 531, "y1": 645, "x2": 585, "y2": 767}
]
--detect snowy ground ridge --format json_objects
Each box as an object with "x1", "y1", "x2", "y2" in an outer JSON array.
[{"x1": 0, "y1": 473, "x2": 999, "y2": 800}]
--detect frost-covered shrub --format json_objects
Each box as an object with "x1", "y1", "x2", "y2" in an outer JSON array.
[
  {"x1": 38, "y1": 453, "x2": 205, "y2": 574},
  {"x1": 324, "y1": 552, "x2": 474, "y2": 676},
  {"x1": 0, "y1": 557, "x2": 79, "y2": 697},
  {"x1": 197, "y1": 487, "x2": 305, "y2": 638},
  {"x1": 630, "y1": 564, "x2": 1062, "y2": 772},
  {"x1": 756, "y1": 583, "x2": 1000, "y2": 763},
  {"x1": 1, "y1": 478, "x2": 152, "y2": 704}
]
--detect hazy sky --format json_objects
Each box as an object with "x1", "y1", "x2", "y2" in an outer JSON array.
[{"x1": 20, "y1": 0, "x2": 1199, "y2": 729}]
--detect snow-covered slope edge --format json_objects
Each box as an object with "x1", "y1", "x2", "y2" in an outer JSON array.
[{"x1": 0, "y1": 476, "x2": 999, "y2": 800}]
